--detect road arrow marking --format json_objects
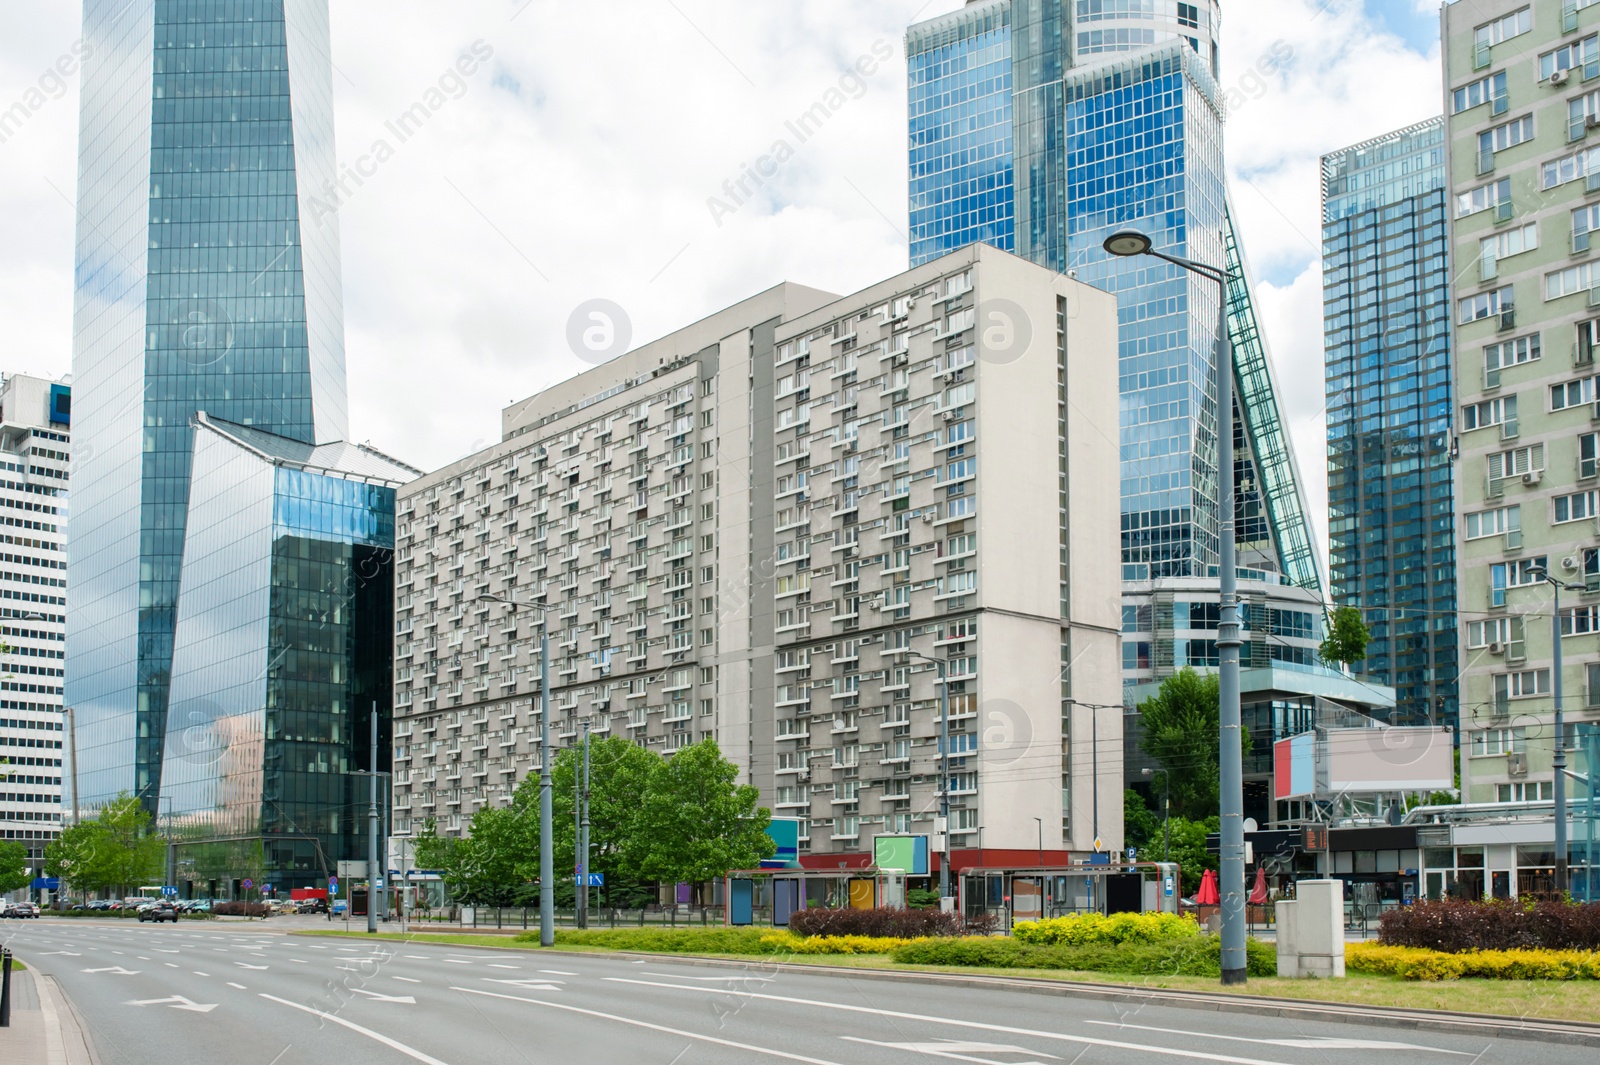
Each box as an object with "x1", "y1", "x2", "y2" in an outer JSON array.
[
  {"x1": 1081, "y1": 1022, "x2": 1472, "y2": 1055},
  {"x1": 842, "y1": 1037, "x2": 1059, "y2": 1063},
  {"x1": 126, "y1": 995, "x2": 218, "y2": 1013},
  {"x1": 351, "y1": 988, "x2": 417, "y2": 1004},
  {"x1": 82, "y1": 966, "x2": 140, "y2": 975},
  {"x1": 485, "y1": 978, "x2": 563, "y2": 992}
]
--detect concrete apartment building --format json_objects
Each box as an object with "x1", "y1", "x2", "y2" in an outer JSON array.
[
  {"x1": 391, "y1": 245, "x2": 1126, "y2": 866},
  {"x1": 1444, "y1": 0, "x2": 1600, "y2": 807},
  {"x1": 0, "y1": 373, "x2": 70, "y2": 899}
]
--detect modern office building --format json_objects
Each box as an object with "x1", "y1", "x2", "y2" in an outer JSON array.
[
  {"x1": 1443, "y1": 1, "x2": 1600, "y2": 807},
  {"x1": 908, "y1": 1, "x2": 1319, "y2": 594},
  {"x1": 1322, "y1": 119, "x2": 1459, "y2": 728},
  {"x1": 392, "y1": 245, "x2": 1128, "y2": 865},
  {"x1": 0, "y1": 374, "x2": 70, "y2": 898},
  {"x1": 67, "y1": 1, "x2": 395, "y2": 890}
]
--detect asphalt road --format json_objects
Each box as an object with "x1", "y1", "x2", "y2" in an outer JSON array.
[{"x1": 0, "y1": 917, "x2": 1591, "y2": 1065}]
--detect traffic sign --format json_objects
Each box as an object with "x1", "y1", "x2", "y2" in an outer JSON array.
[
  {"x1": 242, "y1": 878, "x2": 254, "y2": 890},
  {"x1": 263, "y1": 884, "x2": 274, "y2": 894},
  {"x1": 375, "y1": 879, "x2": 384, "y2": 889},
  {"x1": 574, "y1": 873, "x2": 604, "y2": 887},
  {"x1": 1125, "y1": 847, "x2": 1137, "y2": 862},
  {"x1": 1092, "y1": 837, "x2": 1104, "y2": 853},
  {"x1": 328, "y1": 875, "x2": 340, "y2": 890},
  {"x1": 161, "y1": 886, "x2": 178, "y2": 898}
]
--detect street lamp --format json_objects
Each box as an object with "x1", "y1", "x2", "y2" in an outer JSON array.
[
  {"x1": 901, "y1": 646, "x2": 951, "y2": 901},
  {"x1": 476, "y1": 593, "x2": 554, "y2": 947},
  {"x1": 1062, "y1": 699, "x2": 1120, "y2": 852},
  {"x1": 1527, "y1": 565, "x2": 1582, "y2": 896},
  {"x1": 1142, "y1": 767, "x2": 1171, "y2": 862},
  {"x1": 1104, "y1": 227, "x2": 1246, "y2": 986}
]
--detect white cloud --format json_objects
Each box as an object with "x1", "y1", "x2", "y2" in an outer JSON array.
[{"x1": 0, "y1": 0, "x2": 1439, "y2": 573}]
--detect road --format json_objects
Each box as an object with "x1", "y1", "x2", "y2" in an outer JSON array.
[{"x1": 0, "y1": 917, "x2": 1591, "y2": 1065}]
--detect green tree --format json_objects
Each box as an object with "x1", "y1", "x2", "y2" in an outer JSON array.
[
  {"x1": 1319, "y1": 604, "x2": 1371, "y2": 667},
  {"x1": 415, "y1": 807, "x2": 532, "y2": 907},
  {"x1": 625, "y1": 740, "x2": 775, "y2": 884},
  {"x1": 0, "y1": 839, "x2": 31, "y2": 895},
  {"x1": 1162, "y1": 815, "x2": 1220, "y2": 895},
  {"x1": 529, "y1": 735, "x2": 662, "y2": 906},
  {"x1": 43, "y1": 820, "x2": 99, "y2": 893},
  {"x1": 1123, "y1": 789, "x2": 1158, "y2": 854},
  {"x1": 1136, "y1": 668, "x2": 1249, "y2": 820},
  {"x1": 40, "y1": 792, "x2": 164, "y2": 897}
]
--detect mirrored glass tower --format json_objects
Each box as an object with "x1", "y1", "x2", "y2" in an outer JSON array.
[{"x1": 68, "y1": 0, "x2": 368, "y2": 873}]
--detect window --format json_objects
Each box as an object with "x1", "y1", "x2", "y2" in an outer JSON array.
[
  {"x1": 1497, "y1": 782, "x2": 1553, "y2": 803},
  {"x1": 1482, "y1": 224, "x2": 1538, "y2": 267},
  {"x1": 1562, "y1": 604, "x2": 1600, "y2": 636},
  {"x1": 1459, "y1": 285, "x2": 1513, "y2": 323},
  {"x1": 1485, "y1": 334, "x2": 1539, "y2": 372},
  {"x1": 1486, "y1": 443, "x2": 1543, "y2": 482},
  {"x1": 1581, "y1": 433, "x2": 1599, "y2": 479},
  {"x1": 1467, "y1": 616, "x2": 1513, "y2": 648},
  {"x1": 1551, "y1": 377, "x2": 1597, "y2": 410},
  {"x1": 1495, "y1": 669, "x2": 1550, "y2": 699},
  {"x1": 1456, "y1": 177, "x2": 1512, "y2": 217},
  {"x1": 1462, "y1": 395, "x2": 1515, "y2": 430},
  {"x1": 1547, "y1": 262, "x2": 1599, "y2": 300},
  {"x1": 1472, "y1": 727, "x2": 1525, "y2": 756},
  {"x1": 1479, "y1": 115, "x2": 1533, "y2": 156},
  {"x1": 1576, "y1": 205, "x2": 1600, "y2": 253},
  {"x1": 1476, "y1": 7, "x2": 1531, "y2": 49},
  {"x1": 1554, "y1": 490, "x2": 1597, "y2": 523},
  {"x1": 1542, "y1": 33, "x2": 1600, "y2": 78},
  {"x1": 1490, "y1": 555, "x2": 1548, "y2": 606},
  {"x1": 1454, "y1": 71, "x2": 1506, "y2": 113},
  {"x1": 1463, "y1": 504, "x2": 1520, "y2": 540}
]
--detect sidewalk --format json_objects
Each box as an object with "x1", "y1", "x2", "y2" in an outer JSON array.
[{"x1": 0, "y1": 965, "x2": 99, "y2": 1065}]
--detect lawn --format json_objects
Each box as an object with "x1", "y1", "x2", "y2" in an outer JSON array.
[{"x1": 288, "y1": 929, "x2": 1600, "y2": 1024}]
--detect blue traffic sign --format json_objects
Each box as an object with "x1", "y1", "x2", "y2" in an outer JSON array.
[
  {"x1": 242, "y1": 878, "x2": 254, "y2": 890},
  {"x1": 161, "y1": 886, "x2": 178, "y2": 897},
  {"x1": 574, "y1": 873, "x2": 604, "y2": 887},
  {"x1": 328, "y1": 875, "x2": 339, "y2": 889}
]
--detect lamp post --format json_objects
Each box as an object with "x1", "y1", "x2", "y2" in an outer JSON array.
[
  {"x1": 1142, "y1": 767, "x2": 1171, "y2": 862},
  {"x1": 1062, "y1": 699, "x2": 1121, "y2": 852},
  {"x1": 1528, "y1": 565, "x2": 1582, "y2": 895},
  {"x1": 1104, "y1": 228, "x2": 1245, "y2": 985},
  {"x1": 1032, "y1": 816, "x2": 1043, "y2": 869},
  {"x1": 903, "y1": 647, "x2": 950, "y2": 900},
  {"x1": 477, "y1": 594, "x2": 554, "y2": 947}
]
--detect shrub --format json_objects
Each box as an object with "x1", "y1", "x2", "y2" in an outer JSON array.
[
  {"x1": 1347, "y1": 942, "x2": 1600, "y2": 981},
  {"x1": 893, "y1": 933, "x2": 1275, "y2": 978},
  {"x1": 1013, "y1": 912, "x2": 1201, "y2": 948},
  {"x1": 787, "y1": 906, "x2": 963, "y2": 939},
  {"x1": 211, "y1": 902, "x2": 270, "y2": 918},
  {"x1": 893, "y1": 936, "x2": 1035, "y2": 968},
  {"x1": 1378, "y1": 899, "x2": 1600, "y2": 952},
  {"x1": 539, "y1": 928, "x2": 778, "y2": 954},
  {"x1": 759, "y1": 931, "x2": 908, "y2": 955}
]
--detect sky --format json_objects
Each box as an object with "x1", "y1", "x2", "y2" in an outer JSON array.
[{"x1": 0, "y1": 0, "x2": 1445, "y2": 565}]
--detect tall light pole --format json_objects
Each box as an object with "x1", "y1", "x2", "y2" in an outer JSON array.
[
  {"x1": 477, "y1": 594, "x2": 554, "y2": 947},
  {"x1": 1142, "y1": 766, "x2": 1171, "y2": 861},
  {"x1": 1063, "y1": 699, "x2": 1121, "y2": 852},
  {"x1": 904, "y1": 646, "x2": 950, "y2": 900},
  {"x1": 368, "y1": 704, "x2": 379, "y2": 934},
  {"x1": 1104, "y1": 228, "x2": 1245, "y2": 985},
  {"x1": 1528, "y1": 565, "x2": 1581, "y2": 895}
]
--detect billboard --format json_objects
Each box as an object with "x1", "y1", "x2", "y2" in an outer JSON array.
[
  {"x1": 872, "y1": 835, "x2": 930, "y2": 875},
  {"x1": 763, "y1": 818, "x2": 801, "y2": 868},
  {"x1": 1274, "y1": 727, "x2": 1453, "y2": 800}
]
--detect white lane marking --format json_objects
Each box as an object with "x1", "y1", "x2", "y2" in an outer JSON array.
[
  {"x1": 165, "y1": 964, "x2": 179, "y2": 969},
  {"x1": 154, "y1": 949, "x2": 180, "y2": 954},
  {"x1": 236, "y1": 963, "x2": 270, "y2": 970},
  {"x1": 193, "y1": 971, "x2": 210, "y2": 977},
  {"x1": 444, "y1": 959, "x2": 472, "y2": 965},
  {"x1": 487, "y1": 964, "x2": 519, "y2": 969},
  {"x1": 452, "y1": 987, "x2": 848, "y2": 1065},
  {"x1": 393, "y1": 976, "x2": 421, "y2": 984},
  {"x1": 351, "y1": 987, "x2": 416, "y2": 1004},
  {"x1": 842, "y1": 1037, "x2": 1059, "y2": 1063},
  {"x1": 260, "y1": 994, "x2": 450, "y2": 1065},
  {"x1": 126, "y1": 995, "x2": 218, "y2": 1013},
  {"x1": 227, "y1": 982, "x2": 248, "y2": 990},
  {"x1": 38, "y1": 951, "x2": 81, "y2": 956},
  {"x1": 1081, "y1": 1022, "x2": 1472, "y2": 1055},
  {"x1": 137, "y1": 956, "x2": 151, "y2": 961},
  {"x1": 404, "y1": 955, "x2": 428, "y2": 960},
  {"x1": 642, "y1": 971, "x2": 775, "y2": 983},
  {"x1": 603, "y1": 979, "x2": 1306, "y2": 1065},
  {"x1": 484, "y1": 978, "x2": 563, "y2": 992},
  {"x1": 81, "y1": 966, "x2": 140, "y2": 975},
  {"x1": 538, "y1": 969, "x2": 578, "y2": 976},
  {"x1": 309, "y1": 945, "x2": 329, "y2": 950},
  {"x1": 290, "y1": 959, "x2": 308, "y2": 964}
]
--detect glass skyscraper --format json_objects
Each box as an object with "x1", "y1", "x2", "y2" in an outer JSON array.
[
  {"x1": 68, "y1": 1, "x2": 397, "y2": 888},
  {"x1": 1322, "y1": 118, "x2": 1457, "y2": 728},
  {"x1": 907, "y1": 0, "x2": 1320, "y2": 589}
]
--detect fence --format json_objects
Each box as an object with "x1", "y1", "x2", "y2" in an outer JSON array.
[{"x1": 411, "y1": 905, "x2": 720, "y2": 931}]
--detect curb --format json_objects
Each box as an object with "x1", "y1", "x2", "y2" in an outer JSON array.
[{"x1": 286, "y1": 931, "x2": 1600, "y2": 1047}]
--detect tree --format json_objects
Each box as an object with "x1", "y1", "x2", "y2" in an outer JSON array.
[
  {"x1": 1162, "y1": 816, "x2": 1220, "y2": 895},
  {"x1": 1319, "y1": 604, "x2": 1371, "y2": 668},
  {"x1": 0, "y1": 839, "x2": 31, "y2": 895},
  {"x1": 625, "y1": 740, "x2": 775, "y2": 884},
  {"x1": 415, "y1": 808, "x2": 532, "y2": 907},
  {"x1": 528, "y1": 735, "x2": 662, "y2": 907},
  {"x1": 1123, "y1": 789, "x2": 1158, "y2": 854},
  {"x1": 41, "y1": 792, "x2": 163, "y2": 897},
  {"x1": 1136, "y1": 668, "x2": 1248, "y2": 820}
]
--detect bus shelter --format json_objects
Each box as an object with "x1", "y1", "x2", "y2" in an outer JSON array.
[
  {"x1": 721, "y1": 866, "x2": 913, "y2": 927},
  {"x1": 958, "y1": 862, "x2": 1181, "y2": 934}
]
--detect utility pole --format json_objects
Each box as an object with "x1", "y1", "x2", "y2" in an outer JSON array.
[
  {"x1": 65, "y1": 704, "x2": 79, "y2": 826},
  {"x1": 368, "y1": 703, "x2": 379, "y2": 935},
  {"x1": 1531, "y1": 566, "x2": 1576, "y2": 895},
  {"x1": 578, "y1": 721, "x2": 591, "y2": 929}
]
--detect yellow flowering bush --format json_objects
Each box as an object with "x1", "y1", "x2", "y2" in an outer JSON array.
[
  {"x1": 759, "y1": 931, "x2": 911, "y2": 955},
  {"x1": 1012, "y1": 912, "x2": 1201, "y2": 947},
  {"x1": 1346, "y1": 942, "x2": 1600, "y2": 981}
]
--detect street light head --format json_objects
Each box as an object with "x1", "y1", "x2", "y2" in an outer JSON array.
[
  {"x1": 1103, "y1": 229, "x2": 1153, "y2": 257},
  {"x1": 1141, "y1": 767, "x2": 1154, "y2": 777},
  {"x1": 1527, "y1": 565, "x2": 1549, "y2": 581}
]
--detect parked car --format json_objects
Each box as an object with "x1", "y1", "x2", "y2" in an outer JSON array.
[
  {"x1": 12, "y1": 902, "x2": 39, "y2": 918},
  {"x1": 138, "y1": 901, "x2": 179, "y2": 923},
  {"x1": 331, "y1": 900, "x2": 348, "y2": 916},
  {"x1": 87, "y1": 899, "x2": 112, "y2": 911},
  {"x1": 299, "y1": 897, "x2": 329, "y2": 915}
]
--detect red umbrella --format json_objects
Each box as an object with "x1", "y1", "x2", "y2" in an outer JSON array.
[
  {"x1": 1248, "y1": 866, "x2": 1269, "y2": 906},
  {"x1": 1195, "y1": 869, "x2": 1220, "y2": 906}
]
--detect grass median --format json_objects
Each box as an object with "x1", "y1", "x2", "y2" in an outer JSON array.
[{"x1": 288, "y1": 927, "x2": 1600, "y2": 1024}]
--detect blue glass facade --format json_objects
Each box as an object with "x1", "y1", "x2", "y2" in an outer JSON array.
[
  {"x1": 905, "y1": 1, "x2": 1321, "y2": 590},
  {"x1": 908, "y1": 2, "x2": 1015, "y2": 266},
  {"x1": 69, "y1": 0, "x2": 347, "y2": 818},
  {"x1": 1322, "y1": 119, "x2": 1457, "y2": 727}
]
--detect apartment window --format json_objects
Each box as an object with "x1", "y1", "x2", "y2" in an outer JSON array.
[
  {"x1": 1467, "y1": 616, "x2": 1513, "y2": 648},
  {"x1": 1479, "y1": 115, "x2": 1533, "y2": 157},
  {"x1": 1485, "y1": 334, "x2": 1539, "y2": 372},
  {"x1": 1486, "y1": 443, "x2": 1543, "y2": 481},
  {"x1": 1581, "y1": 433, "x2": 1599, "y2": 479},
  {"x1": 1542, "y1": 33, "x2": 1599, "y2": 79},
  {"x1": 1563, "y1": 605, "x2": 1600, "y2": 636},
  {"x1": 1472, "y1": 727, "x2": 1525, "y2": 756},
  {"x1": 1459, "y1": 285, "x2": 1513, "y2": 323},
  {"x1": 1490, "y1": 555, "x2": 1548, "y2": 606},
  {"x1": 1462, "y1": 395, "x2": 1515, "y2": 430},
  {"x1": 1463, "y1": 504, "x2": 1520, "y2": 540},
  {"x1": 1495, "y1": 669, "x2": 1550, "y2": 699},
  {"x1": 1554, "y1": 490, "x2": 1598, "y2": 523},
  {"x1": 1476, "y1": 7, "x2": 1531, "y2": 49},
  {"x1": 1454, "y1": 70, "x2": 1506, "y2": 113},
  {"x1": 1482, "y1": 224, "x2": 1538, "y2": 270},
  {"x1": 701, "y1": 566, "x2": 715, "y2": 583},
  {"x1": 1456, "y1": 177, "x2": 1511, "y2": 217},
  {"x1": 1551, "y1": 377, "x2": 1597, "y2": 410}
]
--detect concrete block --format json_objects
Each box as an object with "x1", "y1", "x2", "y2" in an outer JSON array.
[{"x1": 1275, "y1": 899, "x2": 1298, "y2": 979}]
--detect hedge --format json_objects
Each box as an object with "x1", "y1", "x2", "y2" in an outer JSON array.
[
  {"x1": 760, "y1": 932, "x2": 908, "y2": 955},
  {"x1": 534, "y1": 927, "x2": 783, "y2": 954},
  {"x1": 1348, "y1": 942, "x2": 1600, "y2": 981},
  {"x1": 1013, "y1": 912, "x2": 1200, "y2": 948},
  {"x1": 1378, "y1": 900, "x2": 1600, "y2": 952},
  {"x1": 787, "y1": 907, "x2": 962, "y2": 939},
  {"x1": 893, "y1": 934, "x2": 1277, "y2": 978}
]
